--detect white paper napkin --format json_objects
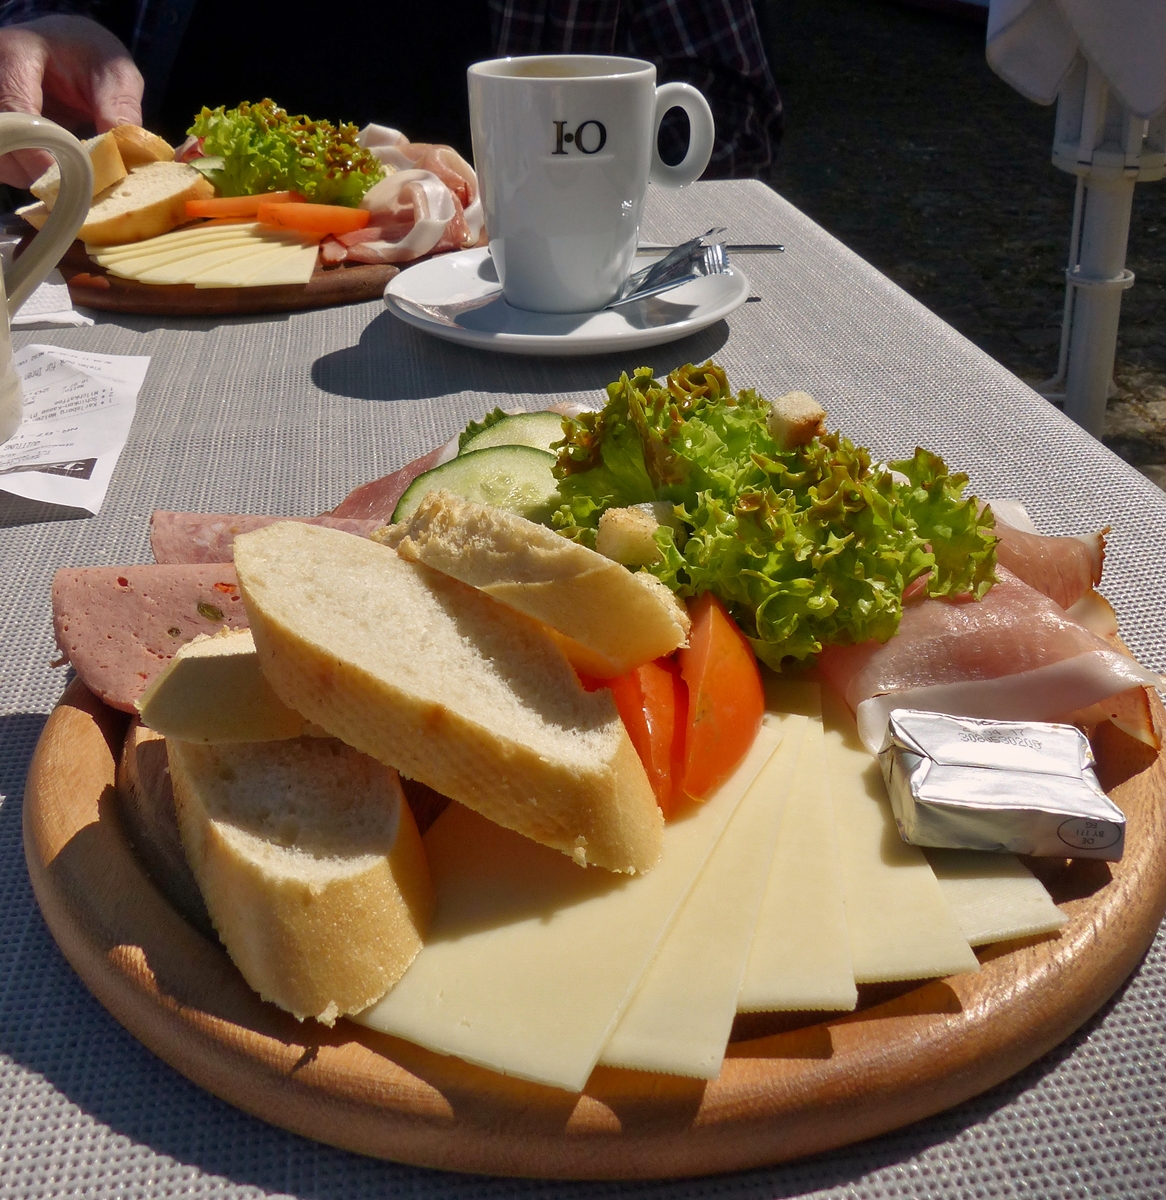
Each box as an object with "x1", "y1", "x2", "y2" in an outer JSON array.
[{"x1": 0, "y1": 230, "x2": 95, "y2": 327}]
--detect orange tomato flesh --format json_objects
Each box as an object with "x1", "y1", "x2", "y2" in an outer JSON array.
[
  {"x1": 185, "y1": 191, "x2": 303, "y2": 219},
  {"x1": 677, "y1": 593, "x2": 764, "y2": 799},
  {"x1": 256, "y1": 202, "x2": 370, "y2": 235},
  {"x1": 606, "y1": 657, "x2": 687, "y2": 817}
]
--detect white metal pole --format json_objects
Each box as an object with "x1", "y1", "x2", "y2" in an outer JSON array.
[{"x1": 1062, "y1": 176, "x2": 1136, "y2": 435}]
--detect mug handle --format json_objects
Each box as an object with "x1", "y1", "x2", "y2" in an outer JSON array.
[
  {"x1": 0, "y1": 114, "x2": 93, "y2": 313},
  {"x1": 649, "y1": 82, "x2": 715, "y2": 188}
]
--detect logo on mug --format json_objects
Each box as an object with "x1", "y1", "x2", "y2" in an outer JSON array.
[{"x1": 552, "y1": 120, "x2": 608, "y2": 155}]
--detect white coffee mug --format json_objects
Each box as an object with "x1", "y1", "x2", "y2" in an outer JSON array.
[
  {"x1": 0, "y1": 113, "x2": 93, "y2": 445},
  {"x1": 468, "y1": 55, "x2": 715, "y2": 313}
]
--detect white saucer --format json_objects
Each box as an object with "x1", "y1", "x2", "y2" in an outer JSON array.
[{"x1": 383, "y1": 247, "x2": 750, "y2": 356}]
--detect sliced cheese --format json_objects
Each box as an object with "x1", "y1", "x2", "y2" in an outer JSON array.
[
  {"x1": 925, "y1": 848, "x2": 1067, "y2": 946},
  {"x1": 739, "y1": 702, "x2": 858, "y2": 1012},
  {"x1": 822, "y1": 690, "x2": 980, "y2": 982},
  {"x1": 88, "y1": 222, "x2": 267, "y2": 260},
  {"x1": 93, "y1": 231, "x2": 264, "y2": 272},
  {"x1": 136, "y1": 629, "x2": 306, "y2": 743},
  {"x1": 600, "y1": 715, "x2": 806, "y2": 1078},
  {"x1": 111, "y1": 242, "x2": 283, "y2": 285},
  {"x1": 202, "y1": 240, "x2": 316, "y2": 286},
  {"x1": 355, "y1": 722, "x2": 785, "y2": 1093}
]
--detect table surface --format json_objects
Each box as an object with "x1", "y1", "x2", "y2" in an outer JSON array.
[{"x1": 2, "y1": 180, "x2": 1164, "y2": 1200}]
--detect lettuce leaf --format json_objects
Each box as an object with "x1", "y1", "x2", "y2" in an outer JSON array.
[
  {"x1": 189, "y1": 99, "x2": 384, "y2": 206},
  {"x1": 551, "y1": 362, "x2": 997, "y2": 668}
]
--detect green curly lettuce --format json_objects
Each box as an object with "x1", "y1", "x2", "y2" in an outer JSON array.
[
  {"x1": 189, "y1": 98, "x2": 384, "y2": 206},
  {"x1": 551, "y1": 362, "x2": 997, "y2": 669}
]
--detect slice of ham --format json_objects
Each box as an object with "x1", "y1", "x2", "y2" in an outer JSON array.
[
  {"x1": 818, "y1": 566, "x2": 1163, "y2": 754},
  {"x1": 351, "y1": 169, "x2": 457, "y2": 263},
  {"x1": 150, "y1": 513, "x2": 384, "y2": 565},
  {"x1": 53, "y1": 564, "x2": 249, "y2": 712},
  {"x1": 992, "y1": 521, "x2": 1106, "y2": 610},
  {"x1": 328, "y1": 437, "x2": 458, "y2": 520}
]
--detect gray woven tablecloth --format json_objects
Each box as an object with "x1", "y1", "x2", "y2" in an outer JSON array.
[{"x1": 2, "y1": 180, "x2": 1163, "y2": 1198}]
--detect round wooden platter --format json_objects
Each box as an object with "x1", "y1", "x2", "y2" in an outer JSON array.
[
  {"x1": 23, "y1": 678, "x2": 1166, "y2": 1180},
  {"x1": 54, "y1": 239, "x2": 398, "y2": 316}
]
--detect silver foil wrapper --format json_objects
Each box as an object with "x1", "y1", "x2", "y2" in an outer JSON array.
[{"x1": 878, "y1": 709, "x2": 1125, "y2": 861}]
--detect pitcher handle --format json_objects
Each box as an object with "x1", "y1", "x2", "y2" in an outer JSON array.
[{"x1": 0, "y1": 114, "x2": 93, "y2": 313}]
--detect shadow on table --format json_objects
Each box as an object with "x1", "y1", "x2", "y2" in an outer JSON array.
[
  {"x1": 0, "y1": 491, "x2": 92, "y2": 529},
  {"x1": 311, "y1": 311, "x2": 731, "y2": 404}
]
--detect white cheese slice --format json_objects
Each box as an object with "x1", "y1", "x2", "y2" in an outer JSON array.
[
  {"x1": 109, "y1": 242, "x2": 283, "y2": 285},
  {"x1": 355, "y1": 722, "x2": 785, "y2": 1093},
  {"x1": 600, "y1": 714, "x2": 807, "y2": 1078},
  {"x1": 186, "y1": 245, "x2": 305, "y2": 287},
  {"x1": 93, "y1": 232, "x2": 265, "y2": 273},
  {"x1": 738, "y1": 704, "x2": 858, "y2": 1012},
  {"x1": 924, "y1": 848, "x2": 1067, "y2": 945},
  {"x1": 89, "y1": 222, "x2": 267, "y2": 261},
  {"x1": 233, "y1": 242, "x2": 318, "y2": 287},
  {"x1": 822, "y1": 691, "x2": 980, "y2": 982}
]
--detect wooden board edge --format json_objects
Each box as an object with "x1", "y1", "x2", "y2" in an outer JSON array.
[{"x1": 22, "y1": 679, "x2": 1166, "y2": 1179}]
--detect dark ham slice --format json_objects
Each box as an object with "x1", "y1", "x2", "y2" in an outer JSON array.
[
  {"x1": 328, "y1": 439, "x2": 456, "y2": 520},
  {"x1": 993, "y1": 521, "x2": 1106, "y2": 610},
  {"x1": 818, "y1": 566, "x2": 1162, "y2": 753},
  {"x1": 150, "y1": 512, "x2": 383, "y2": 564},
  {"x1": 53, "y1": 564, "x2": 249, "y2": 712}
]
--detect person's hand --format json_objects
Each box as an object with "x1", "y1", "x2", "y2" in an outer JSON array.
[{"x1": 0, "y1": 15, "x2": 144, "y2": 188}]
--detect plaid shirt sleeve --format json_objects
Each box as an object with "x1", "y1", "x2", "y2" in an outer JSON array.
[{"x1": 487, "y1": 0, "x2": 783, "y2": 178}]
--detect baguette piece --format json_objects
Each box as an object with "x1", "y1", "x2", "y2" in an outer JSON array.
[
  {"x1": 30, "y1": 131, "x2": 127, "y2": 206},
  {"x1": 378, "y1": 491, "x2": 690, "y2": 677},
  {"x1": 18, "y1": 161, "x2": 214, "y2": 246},
  {"x1": 234, "y1": 521, "x2": 663, "y2": 874},
  {"x1": 168, "y1": 735, "x2": 433, "y2": 1024},
  {"x1": 110, "y1": 124, "x2": 175, "y2": 167}
]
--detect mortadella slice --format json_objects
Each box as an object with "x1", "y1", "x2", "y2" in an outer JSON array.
[
  {"x1": 150, "y1": 512, "x2": 384, "y2": 564},
  {"x1": 328, "y1": 439, "x2": 457, "y2": 521},
  {"x1": 52, "y1": 564, "x2": 249, "y2": 712}
]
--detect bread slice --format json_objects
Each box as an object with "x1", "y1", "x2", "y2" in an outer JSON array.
[
  {"x1": 766, "y1": 390, "x2": 826, "y2": 450},
  {"x1": 19, "y1": 161, "x2": 214, "y2": 246},
  {"x1": 168, "y1": 735, "x2": 433, "y2": 1024},
  {"x1": 30, "y1": 130, "x2": 127, "y2": 206},
  {"x1": 233, "y1": 520, "x2": 662, "y2": 874},
  {"x1": 110, "y1": 124, "x2": 175, "y2": 168},
  {"x1": 378, "y1": 491, "x2": 690, "y2": 677},
  {"x1": 137, "y1": 628, "x2": 308, "y2": 743}
]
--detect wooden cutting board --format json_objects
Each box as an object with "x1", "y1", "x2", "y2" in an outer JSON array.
[
  {"x1": 23, "y1": 678, "x2": 1166, "y2": 1180},
  {"x1": 54, "y1": 240, "x2": 398, "y2": 316}
]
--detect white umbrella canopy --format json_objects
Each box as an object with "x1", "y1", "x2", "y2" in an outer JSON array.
[{"x1": 986, "y1": 0, "x2": 1166, "y2": 436}]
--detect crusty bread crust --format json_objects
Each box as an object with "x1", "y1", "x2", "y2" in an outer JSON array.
[
  {"x1": 30, "y1": 130, "x2": 127, "y2": 206},
  {"x1": 110, "y1": 124, "x2": 176, "y2": 167},
  {"x1": 19, "y1": 161, "x2": 214, "y2": 246},
  {"x1": 234, "y1": 521, "x2": 663, "y2": 874},
  {"x1": 169, "y1": 736, "x2": 433, "y2": 1024},
  {"x1": 380, "y1": 491, "x2": 690, "y2": 677}
]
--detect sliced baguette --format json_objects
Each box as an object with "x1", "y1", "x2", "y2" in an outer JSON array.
[
  {"x1": 233, "y1": 521, "x2": 662, "y2": 874},
  {"x1": 18, "y1": 161, "x2": 214, "y2": 246},
  {"x1": 110, "y1": 124, "x2": 175, "y2": 168},
  {"x1": 137, "y1": 628, "x2": 307, "y2": 743},
  {"x1": 378, "y1": 491, "x2": 690, "y2": 677},
  {"x1": 168, "y1": 735, "x2": 433, "y2": 1024},
  {"x1": 30, "y1": 130, "x2": 127, "y2": 206}
]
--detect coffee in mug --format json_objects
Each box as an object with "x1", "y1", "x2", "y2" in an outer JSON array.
[{"x1": 468, "y1": 55, "x2": 715, "y2": 313}]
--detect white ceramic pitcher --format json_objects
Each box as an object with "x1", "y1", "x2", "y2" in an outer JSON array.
[{"x1": 0, "y1": 113, "x2": 93, "y2": 444}]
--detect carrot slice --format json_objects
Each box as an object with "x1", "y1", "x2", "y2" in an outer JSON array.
[
  {"x1": 257, "y1": 202, "x2": 370, "y2": 235},
  {"x1": 607, "y1": 657, "x2": 687, "y2": 817},
  {"x1": 185, "y1": 192, "x2": 303, "y2": 219},
  {"x1": 677, "y1": 593, "x2": 764, "y2": 800}
]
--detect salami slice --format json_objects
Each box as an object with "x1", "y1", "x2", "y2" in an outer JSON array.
[
  {"x1": 52, "y1": 564, "x2": 249, "y2": 712},
  {"x1": 150, "y1": 512, "x2": 384, "y2": 564}
]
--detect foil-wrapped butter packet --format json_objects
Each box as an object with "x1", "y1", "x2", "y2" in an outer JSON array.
[{"x1": 878, "y1": 709, "x2": 1125, "y2": 861}]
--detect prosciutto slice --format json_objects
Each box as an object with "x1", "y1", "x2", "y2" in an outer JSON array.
[
  {"x1": 328, "y1": 436, "x2": 459, "y2": 520},
  {"x1": 150, "y1": 512, "x2": 384, "y2": 564},
  {"x1": 993, "y1": 521, "x2": 1106, "y2": 610},
  {"x1": 351, "y1": 169, "x2": 458, "y2": 263},
  {"x1": 818, "y1": 566, "x2": 1162, "y2": 754}
]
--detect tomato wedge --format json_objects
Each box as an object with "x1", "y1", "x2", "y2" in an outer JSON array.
[
  {"x1": 607, "y1": 657, "x2": 687, "y2": 817},
  {"x1": 677, "y1": 593, "x2": 764, "y2": 799},
  {"x1": 257, "y1": 202, "x2": 371, "y2": 235},
  {"x1": 185, "y1": 192, "x2": 303, "y2": 219}
]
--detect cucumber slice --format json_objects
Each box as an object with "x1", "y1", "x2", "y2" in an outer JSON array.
[
  {"x1": 459, "y1": 410, "x2": 566, "y2": 457},
  {"x1": 391, "y1": 445, "x2": 560, "y2": 524}
]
